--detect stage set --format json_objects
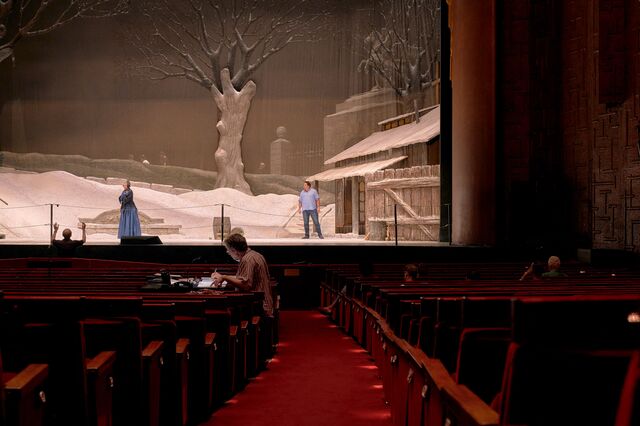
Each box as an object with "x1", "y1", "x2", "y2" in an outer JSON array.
[
  {"x1": 1, "y1": 0, "x2": 636, "y2": 282},
  {"x1": 0, "y1": 0, "x2": 442, "y2": 251},
  {"x1": 2, "y1": 2, "x2": 640, "y2": 426},
  {"x1": 0, "y1": 0, "x2": 452, "y2": 338}
]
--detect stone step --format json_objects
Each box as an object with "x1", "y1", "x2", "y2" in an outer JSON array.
[{"x1": 83, "y1": 224, "x2": 182, "y2": 236}]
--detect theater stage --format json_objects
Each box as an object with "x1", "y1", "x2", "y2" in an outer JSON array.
[{"x1": 0, "y1": 238, "x2": 534, "y2": 266}]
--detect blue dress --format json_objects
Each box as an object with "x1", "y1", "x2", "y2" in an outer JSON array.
[{"x1": 118, "y1": 189, "x2": 142, "y2": 238}]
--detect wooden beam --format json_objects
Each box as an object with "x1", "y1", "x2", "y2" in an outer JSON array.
[
  {"x1": 368, "y1": 216, "x2": 440, "y2": 226},
  {"x1": 383, "y1": 188, "x2": 435, "y2": 239},
  {"x1": 366, "y1": 176, "x2": 440, "y2": 190}
]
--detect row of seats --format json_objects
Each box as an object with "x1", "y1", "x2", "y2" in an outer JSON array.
[
  {"x1": 320, "y1": 263, "x2": 640, "y2": 426},
  {"x1": 0, "y1": 259, "x2": 279, "y2": 426}
]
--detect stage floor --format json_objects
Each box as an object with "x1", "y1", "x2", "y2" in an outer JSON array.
[
  {"x1": 0, "y1": 237, "x2": 450, "y2": 247},
  {"x1": 0, "y1": 237, "x2": 499, "y2": 265}
]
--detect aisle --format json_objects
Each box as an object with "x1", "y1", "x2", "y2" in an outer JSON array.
[{"x1": 204, "y1": 310, "x2": 392, "y2": 426}]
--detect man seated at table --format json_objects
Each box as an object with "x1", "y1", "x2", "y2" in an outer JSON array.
[{"x1": 211, "y1": 233, "x2": 274, "y2": 317}]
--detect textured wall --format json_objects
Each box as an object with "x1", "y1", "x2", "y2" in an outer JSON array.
[
  {"x1": 561, "y1": 0, "x2": 640, "y2": 251},
  {"x1": 498, "y1": 0, "x2": 640, "y2": 252}
]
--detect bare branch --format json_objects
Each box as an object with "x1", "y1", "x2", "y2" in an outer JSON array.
[
  {"x1": 1, "y1": 0, "x2": 127, "y2": 58},
  {"x1": 129, "y1": 0, "x2": 334, "y2": 93},
  {"x1": 25, "y1": 0, "x2": 128, "y2": 36},
  {"x1": 358, "y1": 0, "x2": 440, "y2": 107}
]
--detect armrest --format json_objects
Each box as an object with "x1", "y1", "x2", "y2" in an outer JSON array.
[
  {"x1": 87, "y1": 351, "x2": 117, "y2": 375},
  {"x1": 5, "y1": 364, "x2": 48, "y2": 396},
  {"x1": 176, "y1": 338, "x2": 190, "y2": 356},
  {"x1": 142, "y1": 341, "x2": 164, "y2": 359},
  {"x1": 86, "y1": 351, "x2": 117, "y2": 426},
  {"x1": 441, "y1": 384, "x2": 500, "y2": 426},
  {"x1": 5, "y1": 364, "x2": 49, "y2": 426},
  {"x1": 205, "y1": 332, "x2": 216, "y2": 347},
  {"x1": 175, "y1": 338, "x2": 190, "y2": 426},
  {"x1": 142, "y1": 341, "x2": 163, "y2": 426}
]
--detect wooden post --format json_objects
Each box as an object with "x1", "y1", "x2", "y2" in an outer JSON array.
[
  {"x1": 351, "y1": 177, "x2": 359, "y2": 235},
  {"x1": 221, "y1": 204, "x2": 225, "y2": 244},
  {"x1": 49, "y1": 204, "x2": 53, "y2": 247},
  {"x1": 394, "y1": 204, "x2": 398, "y2": 246}
]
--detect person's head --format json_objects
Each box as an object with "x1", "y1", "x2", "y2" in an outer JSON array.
[
  {"x1": 230, "y1": 227, "x2": 245, "y2": 236},
  {"x1": 62, "y1": 228, "x2": 72, "y2": 240},
  {"x1": 276, "y1": 126, "x2": 287, "y2": 139},
  {"x1": 122, "y1": 180, "x2": 131, "y2": 190},
  {"x1": 404, "y1": 264, "x2": 418, "y2": 282},
  {"x1": 223, "y1": 233, "x2": 248, "y2": 262},
  {"x1": 547, "y1": 256, "x2": 561, "y2": 271},
  {"x1": 303, "y1": 180, "x2": 311, "y2": 191}
]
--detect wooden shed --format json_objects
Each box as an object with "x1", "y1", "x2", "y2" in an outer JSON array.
[{"x1": 308, "y1": 105, "x2": 440, "y2": 240}]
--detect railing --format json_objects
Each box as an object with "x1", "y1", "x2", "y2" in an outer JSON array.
[{"x1": 0, "y1": 202, "x2": 302, "y2": 242}]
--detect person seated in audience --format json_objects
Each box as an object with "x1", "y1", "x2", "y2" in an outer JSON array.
[
  {"x1": 230, "y1": 226, "x2": 245, "y2": 236},
  {"x1": 51, "y1": 222, "x2": 86, "y2": 257},
  {"x1": 519, "y1": 262, "x2": 545, "y2": 281},
  {"x1": 541, "y1": 255, "x2": 568, "y2": 278},
  {"x1": 404, "y1": 264, "x2": 419, "y2": 282},
  {"x1": 211, "y1": 233, "x2": 274, "y2": 317}
]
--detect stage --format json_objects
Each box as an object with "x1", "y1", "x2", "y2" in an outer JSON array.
[{"x1": 0, "y1": 238, "x2": 540, "y2": 266}]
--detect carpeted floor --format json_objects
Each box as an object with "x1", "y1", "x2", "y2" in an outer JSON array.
[{"x1": 203, "y1": 310, "x2": 392, "y2": 426}]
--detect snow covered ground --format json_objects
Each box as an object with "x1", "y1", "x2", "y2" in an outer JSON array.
[{"x1": 0, "y1": 171, "x2": 336, "y2": 243}]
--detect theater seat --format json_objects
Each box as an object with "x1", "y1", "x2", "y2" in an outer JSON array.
[
  {"x1": 454, "y1": 327, "x2": 510, "y2": 405},
  {"x1": 616, "y1": 350, "x2": 640, "y2": 426},
  {"x1": 499, "y1": 343, "x2": 632, "y2": 426}
]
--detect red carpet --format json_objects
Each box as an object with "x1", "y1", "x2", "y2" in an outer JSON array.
[{"x1": 203, "y1": 310, "x2": 392, "y2": 426}]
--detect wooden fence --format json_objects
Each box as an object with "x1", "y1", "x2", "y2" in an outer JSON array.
[{"x1": 365, "y1": 165, "x2": 440, "y2": 241}]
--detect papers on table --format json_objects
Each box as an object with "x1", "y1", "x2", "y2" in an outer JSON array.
[{"x1": 197, "y1": 277, "x2": 214, "y2": 288}]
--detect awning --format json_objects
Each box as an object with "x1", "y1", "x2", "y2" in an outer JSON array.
[
  {"x1": 325, "y1": 105, "x2": 440, "y2": 165},
  {"x1": 306, "y1": 156, "x2": 407, "y2": 182}
]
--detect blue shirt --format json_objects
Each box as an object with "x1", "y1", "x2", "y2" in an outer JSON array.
[{"x1": 299, "y1": 188, "x2": 319, "y2": 211}]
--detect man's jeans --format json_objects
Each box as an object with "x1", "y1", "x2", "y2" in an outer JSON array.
[{"x1": 303, "y1": 209, "x2": 323, "y2": 237}]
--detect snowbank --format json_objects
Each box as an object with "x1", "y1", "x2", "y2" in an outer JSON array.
[{"x1": 0, "y1": 171, "x2": 311, "y2": 242}]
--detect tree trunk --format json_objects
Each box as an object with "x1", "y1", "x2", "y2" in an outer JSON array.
[{"x1": 211, "y1": 68, "x2": 256, "y2": 195}]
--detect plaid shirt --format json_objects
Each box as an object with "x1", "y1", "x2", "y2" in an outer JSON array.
[{"x1": 237, "y1": 249, "x2": 274, "y2": 316}]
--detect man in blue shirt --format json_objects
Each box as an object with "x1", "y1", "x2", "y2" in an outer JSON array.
[{"x1": 297, "y1": 180, "x2": 324, "y2": 239}]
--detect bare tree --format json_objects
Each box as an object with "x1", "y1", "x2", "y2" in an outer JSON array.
[
  {"x1": 130, "y1": 0, "x2": 332, "y2": 194},
  {"x1": 359, "y1": 0, "x2": 440, "y2": 120},
  {"x1": 0, "y1": 0, "x2": 128, "y2": 63}
]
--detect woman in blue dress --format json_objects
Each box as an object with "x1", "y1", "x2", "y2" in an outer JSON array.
[{"x1": 118, "y1": 180, "x2": 141, "y2": 238}]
